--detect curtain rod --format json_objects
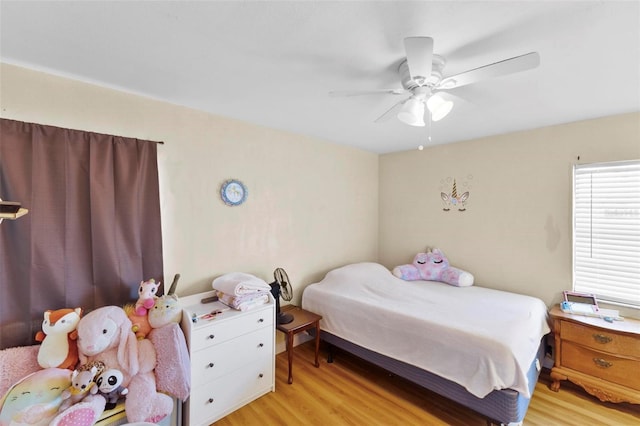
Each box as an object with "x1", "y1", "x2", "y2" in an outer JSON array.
[{"x1": 1, "y1": 118, "x2": 166, "y2": 145}]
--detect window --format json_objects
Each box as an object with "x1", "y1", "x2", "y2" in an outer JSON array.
[{"x1": 573, "y1": 160, "x2": 640, "y2": 308}]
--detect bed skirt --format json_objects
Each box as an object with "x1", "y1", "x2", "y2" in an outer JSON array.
[{"x1": 320, "y1": 330, "x2": 545, "y2": 425}]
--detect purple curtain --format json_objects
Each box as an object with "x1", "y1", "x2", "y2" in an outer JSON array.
[{"x1": 0, "y1": 119, "x2": 163, "y2": 350}]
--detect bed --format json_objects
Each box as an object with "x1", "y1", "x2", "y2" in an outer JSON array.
[{"x1": 302, "y1": 262, "x2": 551, "y2": 425}]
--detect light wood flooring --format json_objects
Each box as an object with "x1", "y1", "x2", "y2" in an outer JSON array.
[{"x1": 214, "y1": 341, "x2": 640, "y2": 425}]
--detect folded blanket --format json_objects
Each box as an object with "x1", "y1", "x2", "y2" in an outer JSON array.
[
  {"x1": 212, "y1": 272, "x2": 270, "y2": 296},
  {"x1": 216, "y1": 290, "x2": 269, "y2": 311}
]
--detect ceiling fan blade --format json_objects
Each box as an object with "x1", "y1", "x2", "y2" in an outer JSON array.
[
  {"x1": 403, "y1": 37, "x2": 433, "y2": 86},
  {"x1": 374, "y1": 97, "x2": 410, "y2": 123},
  {"x1": 329, "y1": 88, "x2": 407, "y2": 97},
  {"x1": 438, "y1": 52, "x2": 540, "y2": 90}
]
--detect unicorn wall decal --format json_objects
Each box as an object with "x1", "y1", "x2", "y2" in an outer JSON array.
[{"x1": 441, "y1": 178, "x2": 470, "y2": 211}]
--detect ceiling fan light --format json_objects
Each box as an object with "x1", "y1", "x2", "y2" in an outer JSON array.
[
  {"x1": 427, "y1": 93, "x2": 453, "y2": 121},
  {"x1": 397, "y1": 98, "x2": 425, "y2": 127}
]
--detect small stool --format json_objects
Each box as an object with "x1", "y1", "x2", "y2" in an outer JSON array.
[{"x1": 276, "y1": 305, "x2": 322, "y2": 384}]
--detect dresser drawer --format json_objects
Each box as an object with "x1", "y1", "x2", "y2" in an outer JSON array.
[
  {"x1": 191, "y1": 326, "x2": 273, "y2": 387},
  {"x1": 562, "y1": 341, "x2": 640, "y2": 390},
  {"x1": 191, "y1": 308, "x2": 274, "y2": 350},
  {"x1": 188, "y1": 357, "x2": 274, "y2": 426},
  {"x1": 561, "y1": 321, "x2": 640, "y2": 356}
]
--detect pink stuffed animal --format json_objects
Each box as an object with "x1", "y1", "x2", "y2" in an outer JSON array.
[
  {"x1": 135, "y1": 279, "x2": 159, "y2": 316},
  {"x1": 392, "y1": 248, "x2": 474, "y2": 287},
  {"x1": 74, "y1": 306, "x2": 172, "y2": 423}
]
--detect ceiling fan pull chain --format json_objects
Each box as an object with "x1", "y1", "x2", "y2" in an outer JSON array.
[{"x1": 419, "y1": 113, "x2": 432, "y2": 151}]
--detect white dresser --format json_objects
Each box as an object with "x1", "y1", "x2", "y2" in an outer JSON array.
[{"x1": 180, "y1": 290, "x2": 275, "y2": 425}]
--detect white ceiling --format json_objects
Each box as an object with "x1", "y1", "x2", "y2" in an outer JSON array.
[{"x1": 1, "y1": 1, "x2": 639, "y2": 153}]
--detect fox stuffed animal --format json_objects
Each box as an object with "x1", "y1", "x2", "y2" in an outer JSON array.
[{"x1": 35, "y1": 307, "x2": 83, "y2": 370}]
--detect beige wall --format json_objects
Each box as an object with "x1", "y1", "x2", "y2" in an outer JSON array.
[
  {"x1": 379, "y1": 113, "x2": 640, "y2": 318},
  {"x1": 3, "y1": 63, "x2": 638, "y2": 319},
  {"x1": 0, "y1": 63, "x2": 379, "y2": 302}
]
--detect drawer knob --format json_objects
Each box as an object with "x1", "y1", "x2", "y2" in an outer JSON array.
[
  {"x1": 207, "y1": 398, "x2": 214, "y2": 404},
  {"x1": 207, "y1": 362, "x2": 214, "y2": 368},
  {"x1": 592, "y1": 334, "x2": 612, "y2": 344},
  {"x1": 259, "y1": 373, "x2": 264, "y2": 378},
  {"x1": 207, "y1": 334, "x2": 215, "y2": 340},
  {"x1": 258, "y1": 343, "x2": 264, "y2": 348},
  {"x1": 258, "y1": 318, "x2": 264, "y2": 323},
  {"x1": 593, "y1": 358, "x2": 613, "y2": 368}
]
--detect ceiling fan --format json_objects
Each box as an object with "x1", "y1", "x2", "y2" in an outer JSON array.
[{"x1": 330, "y1": 37, "x2": 540, "y2": 127}]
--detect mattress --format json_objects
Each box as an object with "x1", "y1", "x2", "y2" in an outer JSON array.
[{"x1": 302, "y1": 262, "x2": 550, "y2": 398}]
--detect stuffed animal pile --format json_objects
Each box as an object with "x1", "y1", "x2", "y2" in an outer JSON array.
[
  {"x1": 73, "y1": 305, "x2": 173, "y2": 423},
  {"x1": 392, "y1": 248, "x2": 474, "y2": 287},
  {"x1": 0, "y1": 276, "x2": 189, "y2": 426}
]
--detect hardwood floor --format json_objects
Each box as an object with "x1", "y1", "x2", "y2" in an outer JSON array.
[{"x1": 213, "y1": 341, "x2": 640, "y2": 425}]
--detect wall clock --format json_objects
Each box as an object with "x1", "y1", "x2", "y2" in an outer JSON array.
[{"x1": 220, "y1": 179, "x2": 248, "y2": 206}]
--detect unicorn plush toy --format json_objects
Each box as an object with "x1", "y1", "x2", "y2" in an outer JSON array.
[
  {"x1": 392, "y1": 248, "x2": 474, "y2": 287},
  {"x1": 134, "y1": 279, "x2": 159, "y2": 316}
]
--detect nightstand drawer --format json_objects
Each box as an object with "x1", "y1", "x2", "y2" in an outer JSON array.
[
  {"x1": 562, "y1": 341, "x2": 640, "y2": 390},
  {"x1": 191, "y1": 326, "x2": 273, "y2": 387},
  {"x1": 561, "y1": 321, "x2": 640, "y2": 356},
  {"x1": 191, "y1": 307, "x2": 274, "y2": 350}
]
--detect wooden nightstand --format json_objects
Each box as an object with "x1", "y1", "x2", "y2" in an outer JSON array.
[
  {"x1": 276, "y1": 305, "x2": 322, "y2": 384},
  {"x1": 549, "y1": 304, "x2": 640, "y2": 404}
]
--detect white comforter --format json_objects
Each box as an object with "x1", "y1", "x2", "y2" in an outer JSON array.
[{"x1": 302, "y1": 262, "x2": 550, "y2": 398}]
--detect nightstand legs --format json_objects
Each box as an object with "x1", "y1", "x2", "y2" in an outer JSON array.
[
  {"x1": 287, "y1": 332, "x2": 294, "y2": 384},
  {"x1": 549, "y1": 369, "x2": 565, "y2": 392},
  {"x1": 314, "y1": 322, "x2": 320, "y2": 368},
  {"x1": 276, "y1": 307, "x2": 323, "y2": 385},
  {"x1": 283, "y1": 320, "x2": 321, "y2": 384}
]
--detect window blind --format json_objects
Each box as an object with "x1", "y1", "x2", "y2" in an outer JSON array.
[{"x1": 573, "y1": 160, "x2": 640, "y2": 307}]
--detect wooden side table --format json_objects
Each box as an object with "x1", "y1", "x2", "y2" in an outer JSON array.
[
  {"x1": 276, "y1": 305, "x2": 322, "y2": 384},
  {"x1": 549, "y1": 304, "x2": 640, "y2": 404}
]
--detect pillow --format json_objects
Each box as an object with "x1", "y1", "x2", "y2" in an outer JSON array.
[
  {"x1": 0, "y1": 368, "x2": 71, "y2": 426},
  {"x1": 392, "y1": 248, "x2": 474, "y2": 287},
  {"x1": 148, "y1": 323, "x2": 190, "y2": 400}
]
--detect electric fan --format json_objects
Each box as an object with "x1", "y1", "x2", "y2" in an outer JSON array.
[{"x1": 269, "y1": 267, "x2": 294, "y2": 325}]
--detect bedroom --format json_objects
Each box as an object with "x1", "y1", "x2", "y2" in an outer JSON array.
[{"x1": 1, "y1": 1, "x2": 639, "y2": 425}]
